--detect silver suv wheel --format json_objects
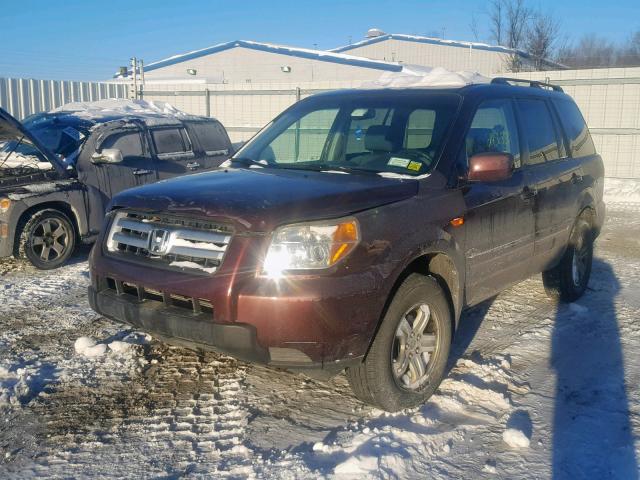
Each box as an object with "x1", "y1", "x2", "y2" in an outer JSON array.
[{"x1": 391, "y1": 303, "x2": 439, "y2": 391}]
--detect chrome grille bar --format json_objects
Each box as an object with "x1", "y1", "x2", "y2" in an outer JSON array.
[{"x1": 105, "y1": 211, "x2": 233, "y2": 274}]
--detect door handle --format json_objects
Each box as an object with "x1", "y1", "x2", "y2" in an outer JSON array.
[
  {"x1": 133, "y1": 168, "x2": 152, "y2": 175},
  {"x1": 571, "y1": 172, "x2": 583, "y2": 184},
  {"x1": 186, "y1": 161, "x2": 201, "y2": 171}
]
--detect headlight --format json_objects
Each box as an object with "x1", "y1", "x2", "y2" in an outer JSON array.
[
  {"x1": 263, "y1": 218, "x2": 359, "y2": 278},
  {"x1": 0, "y1": 198, "x2": 10, "y2": 213}
]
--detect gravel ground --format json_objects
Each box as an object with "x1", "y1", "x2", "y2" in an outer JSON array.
[{"x1": 0, "y1": 209, "x2": 638, "y2": 479}]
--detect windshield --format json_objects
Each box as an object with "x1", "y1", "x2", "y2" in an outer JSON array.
[
  {"x1": 235, "y1": 93, "x2": 460, "y2": 176},
  {"x1": 0, "y1": 115, "x2": 89, "y2": 175}
]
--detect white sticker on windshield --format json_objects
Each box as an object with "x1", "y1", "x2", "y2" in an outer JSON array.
[{"x1": 387, "y1": 157, "x2": 410, "y2": 168}]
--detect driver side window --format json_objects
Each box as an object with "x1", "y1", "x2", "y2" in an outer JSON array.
[{"x1": 466, "y1": 99, "x2": 521, "y2": 168}]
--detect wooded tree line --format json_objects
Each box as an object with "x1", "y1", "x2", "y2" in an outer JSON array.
[{"x1": 474, "y1": 0, "x2": 640, "y2": 70}]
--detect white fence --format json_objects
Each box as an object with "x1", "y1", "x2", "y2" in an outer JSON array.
[
  {"x1": 2, "y1": 69, "x2": 639, "y2": 179},
  {"x1": 0, "y1": 77, "x2": 128, "y2": 120}
]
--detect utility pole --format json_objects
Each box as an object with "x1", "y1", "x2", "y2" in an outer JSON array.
[
  {"x1": 139, "y1": 59, "x2": 145, "y2": 99},
  {"x1": 130, "y1": 57, "x2": 138, "y2": 100}
]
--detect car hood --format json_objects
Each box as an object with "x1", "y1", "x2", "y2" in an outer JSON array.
[
  {"x1": 110, "y1": 167, "x2": 419, "y2": 231},
  {"x1": 0, "y1": 108, "x2": 68, "y2": 177}
]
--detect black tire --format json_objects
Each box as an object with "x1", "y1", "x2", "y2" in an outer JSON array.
[
  {"x1": 346, "y1": 274, "x2": 452, "y2": 411},
  {"x1": 18, "y1": 209, "x2": 76, "y2": 270},
  {"x1": 542, "y1": 215, "x2": 593, "y2": 303}
]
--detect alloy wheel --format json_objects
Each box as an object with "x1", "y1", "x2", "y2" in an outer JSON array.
[{"x1": 391, "y1": 303, "x2": 439, "y2": 391}]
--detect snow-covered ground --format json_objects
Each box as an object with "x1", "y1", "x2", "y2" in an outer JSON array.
[{"x1": 1, "y1": 208, "x2": 639, "y2": 478}]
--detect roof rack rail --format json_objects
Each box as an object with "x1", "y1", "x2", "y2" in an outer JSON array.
[{"x1": 491, "y1": 77, "x2": 564, "y2": 92}]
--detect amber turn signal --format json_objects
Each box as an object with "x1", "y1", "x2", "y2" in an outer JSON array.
[
  {"x1": 330, "y1": 220, "x2": 359, "y2": 265},
  {"x1": 450, "y1": 217, "x2": 464, "y2": 227},
  {"x1": 0, "y1": 198, "x2": 10, "y2": 213}
]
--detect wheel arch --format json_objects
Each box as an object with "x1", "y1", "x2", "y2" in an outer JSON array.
[
  {"x1": 363, "y1": 246, "x2": 465, "y2": 359},
  {"x1": 14, "y1": 201, "x2": 81, "y2": 255}
]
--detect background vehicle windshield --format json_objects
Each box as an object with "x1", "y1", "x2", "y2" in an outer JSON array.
[
  {"x1": 236, "y1": 93, "x2": 460, "y2": 176},
  {"x1": 0, "y1": 115, "x2": 90, "y2": 174}
]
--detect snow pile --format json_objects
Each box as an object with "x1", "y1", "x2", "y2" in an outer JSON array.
[
  {"x1": 604, "y1": 178, "x2": 640, "y2": 207},
  {"x1": 502, "y1": 428, "x2": 531, "y2": 449},
  {"x1": 53, "y1": 99, "x2": 191, "y2": 120},
  {"x1": 74, "y1": 336, "x2": 107, "y2": 357},
  {"x1": 364, "y1": 66, "x2": 490, "y2": 89},
  {"x1": 74, "y1": 333, "x2": 149, "y2": 362}
]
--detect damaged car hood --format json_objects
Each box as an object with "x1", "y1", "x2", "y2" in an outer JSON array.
[
  {"x1": 0, "y1": 108, "x2": 68, "y2": 176},
  {"x1": 110, "y1": 167, "x2": 418, "y2": 231}
]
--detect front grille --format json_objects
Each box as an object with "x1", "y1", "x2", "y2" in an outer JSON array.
[
  {"x1": 104, "y1": 277, "x2": 214, "y2": 315},
  {"x1": 105, "y1": 211, "x2": 233, "y2": 274}
]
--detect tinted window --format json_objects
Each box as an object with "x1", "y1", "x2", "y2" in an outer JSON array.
[
  {"x1": 151, "y1": 128, "x2": 191, "y2": 155},
  {"x1": 188, "y1": 122, "x2": 229, "y2": 153},
  {"x1": 555, "y1": 99, "x2": 596, "y2": 157},
  {"x1": 101, "y1": 131, "x2": 143, "y2": 161},
  {"x1": 517, "y1": 99, "x2": 561, "y2": 164},
  {"x1": 466, "y1": 99, "x2": 521, "y2": 167}
]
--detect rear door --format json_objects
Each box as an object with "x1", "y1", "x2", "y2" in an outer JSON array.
[
  {"x1": 515, "y1": 97, "x2": 583, "y2": 272},
  {"x1": 149, "y1": 125, "x2": 198, "y2": 180},
  {"x1": 462, "y1": 98, "x2": 535, "y2": 304},
  {"x1": 184, "y1": 120, "x2": 232, "y2": 170}
]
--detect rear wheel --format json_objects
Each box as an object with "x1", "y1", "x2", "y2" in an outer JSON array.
[
  {"x1": 18, "y1": 209, "x2": 76, "y2": 269},
  {"x1": 346, "y1": 274, "x2": 452, "y2": 411},
  {"x1": 542, "y1": 215, "x2": 593, "y2": 302}
]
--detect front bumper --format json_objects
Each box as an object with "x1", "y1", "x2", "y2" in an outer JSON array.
[
  {"x1": 88, "y1": 285, "x2": 270, "y2": 364},
  {"x1": 88, "y1": 238, "x2": 385, "y2": 370}
]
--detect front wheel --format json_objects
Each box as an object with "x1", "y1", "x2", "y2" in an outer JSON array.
[
  {"x1": 346, "y1": 274, "x2": 452, "y2": 411},
  {"x1": 542, "y1": 215, "x2": 593, "y2": 302},
  {"x1": 18, "y1": 209, "x2": 76, "y2": 269}
]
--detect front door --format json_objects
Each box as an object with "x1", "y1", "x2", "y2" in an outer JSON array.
[
  {"x1": 77, "y1": 126, "x2": 156, "y2": 233},
  {"x1": 462, "y1": 98, "x2": 535, "y2": 305}
]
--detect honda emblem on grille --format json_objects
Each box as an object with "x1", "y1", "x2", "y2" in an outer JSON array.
[{"x1": 148, "y1": 229, "x2": 170, "y2": 254}]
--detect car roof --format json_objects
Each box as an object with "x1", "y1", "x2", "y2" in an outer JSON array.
[{"x1": 307, "y1": 82, "x2": 571, "y2": 102}]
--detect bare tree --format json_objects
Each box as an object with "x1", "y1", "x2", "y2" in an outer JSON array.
[
  {"x1": 556, "y1": 34, "x2": 616, "y2": 68},
  {"x1": 526, "y1": 12, "x2": 560, "y2": 69},
  {"x1": 487, "y1": 0, "x2": 505, "y2": 46},
  {"x1": 469, "y1": 13, "x2": 481, "y2": 42},
  {"x1": 504, "y1": 0, "x2": 532, "y2": 71},
  {"x1": 617, "y1": 30, "x2": 640, "y2": 66}
]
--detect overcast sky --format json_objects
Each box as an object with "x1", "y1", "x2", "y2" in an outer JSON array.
[{"x1": 1, "y1": 0, "x2": 638, "y2": 81}]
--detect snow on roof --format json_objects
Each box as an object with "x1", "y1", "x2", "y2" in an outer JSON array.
[
  {"x1": 363, "y1": 66, "x2": 491, "y2": 89},
  {"x1": 116, "y1": 40, "x2": 404, "y2": 77},
  {"x1": 331, "y1": 33, "x2": 565, "y2": 69},
  {"x1": 52, "y1": 99, "x2": 201, "y2": 122}
]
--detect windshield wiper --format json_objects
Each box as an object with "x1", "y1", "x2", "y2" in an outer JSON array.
[{"x1": 229, "y1": 157, "x2": 275, "y2": 168}]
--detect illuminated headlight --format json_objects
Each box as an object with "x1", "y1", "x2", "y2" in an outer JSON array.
[
  {"x1": 0, "y1": 198, "x2": 11, "y2": 213},
  {"x1": 263, "y1": 218, "x2": 359, "y2": 278}
]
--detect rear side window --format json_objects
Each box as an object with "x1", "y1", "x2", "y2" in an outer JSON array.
[
  {"x1": 188, "y1": 122, "x2": 230, "y2": 154},
  {"x1": 555, "y1": 100, "x2": 596, "y2": 157},
  {"x1": 516, "y1": 99, "x2": 561, "y2": 164},
  {"x1": 151, "y1": 128, "x2": 192, "y2": 155},
  {"x1": 101, "y1": 131, "x2": 143, "y2": 161},
  {"x1": 465, "y1": 99, "x2": 521, "y2": 167}
]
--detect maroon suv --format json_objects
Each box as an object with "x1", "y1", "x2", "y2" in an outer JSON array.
[{"x1": 88, "y1": 79, "x2": 605, "y2": 411}]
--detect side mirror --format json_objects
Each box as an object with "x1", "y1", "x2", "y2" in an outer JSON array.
[
  {"x1": 91, "y1": 148, "x2": 123, "y2": 164},
  {"x1": 468, "y1": 152, "x2": 514, "y2": 182}
]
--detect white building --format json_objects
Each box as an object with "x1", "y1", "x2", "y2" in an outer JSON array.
[
  {"x1": 331, "y1": 31, "x2": 564, "y2": 75},
  {"x1": 136, "y1": 40, "x2": 405, "y2": 83}
]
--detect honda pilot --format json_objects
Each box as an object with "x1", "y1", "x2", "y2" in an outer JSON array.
[{"x1": 88, "y1": 79, "x2": 605, "y2": 411}]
